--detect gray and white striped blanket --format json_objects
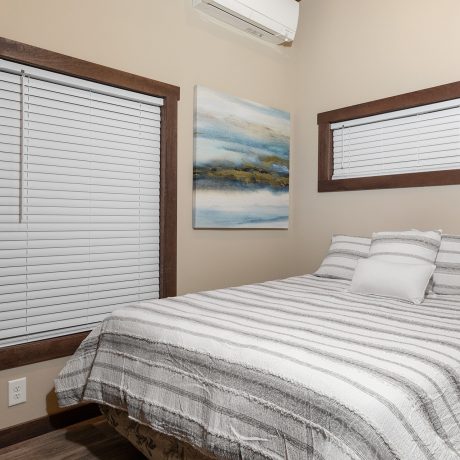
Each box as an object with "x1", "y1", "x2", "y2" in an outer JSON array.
[{"x1": 55, "y1": 275, "x2": 460, "y2": 460}]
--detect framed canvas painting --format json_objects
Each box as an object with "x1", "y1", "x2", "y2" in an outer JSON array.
[{"x1": 193, "y1": 86, "x2": 290, "y2": 229}]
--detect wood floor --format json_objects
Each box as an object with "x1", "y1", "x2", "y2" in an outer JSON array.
[{"x1": 0, "y1": 417, "x2": 147, "y2": 460}]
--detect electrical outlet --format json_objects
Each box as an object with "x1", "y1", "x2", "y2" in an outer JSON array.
[{"x1": 8, "y1": 377, "x2": 26, "y2": 407}]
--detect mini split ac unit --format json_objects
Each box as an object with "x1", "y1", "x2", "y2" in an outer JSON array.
[{"x1": 193, "y1": 0, "x2": 300, "y2": 45}]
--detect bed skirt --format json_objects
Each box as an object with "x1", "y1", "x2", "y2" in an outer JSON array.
[{"x1": 100, "y1": 405, "x2": 215, "y2": 460}]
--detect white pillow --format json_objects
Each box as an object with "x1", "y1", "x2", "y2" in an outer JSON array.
[
  {"x1": 433, "y1": 234, "x2": 460, "y2": 294},
  {"x1": 368, "y1": 229, "x2": 441, "y2": 265},
  {"x1": 349, "y1": 258, "x2": 435, "y2": 304},
  {"x1": 314, "y1": 235, "x2": 371, "y2": 281}
]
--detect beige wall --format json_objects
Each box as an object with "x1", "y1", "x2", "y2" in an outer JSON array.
[
  {"x1": 0, "y1": 0, "x2": 295, "y2": 429},
  {"x1": 291, "y1": 0, "x2": 460, "y2": 276},
  {"x1": 2, "y1": 0, "x2": 460, "y2": 431},
  {"x1": 0, "y1": 358, "x2": 68, "y2": 429},
  {"x1": 0, "y1": 0, "x2": 296, "y2": 294}
]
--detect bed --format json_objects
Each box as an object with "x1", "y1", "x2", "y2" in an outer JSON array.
[{"x1": 55, "y1": 274, "x2": 460, "y2": 460}]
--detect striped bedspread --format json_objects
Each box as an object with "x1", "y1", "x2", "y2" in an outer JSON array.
[{"x1": 55, "y1": 275, "x2": 460, "y2": 460}]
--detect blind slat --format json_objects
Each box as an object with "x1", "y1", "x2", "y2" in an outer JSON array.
[
  {"x1": 25, "y1": 97, "x2": 161, "y2": 125},
  {"x1": 13, "y1": 271, "x2": 160, "y2": 293},
  {"x1": 28, "y1": 78, "x2": 162, "y2": 113}
]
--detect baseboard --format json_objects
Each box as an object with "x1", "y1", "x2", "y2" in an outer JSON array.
[{"x1": 0, "y1": 403, "x2": 101, "y2": 449}]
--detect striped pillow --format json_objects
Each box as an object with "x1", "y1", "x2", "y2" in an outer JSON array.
[
  {"x1": 433, "y1": 235, "x2": 460, "y2": 294},
  {"x1": 315, "y1": 235, "x2": 371, "y2": 281},
  {"x1": 369, "y1": 230, "x2": 441, "y2": 265}
]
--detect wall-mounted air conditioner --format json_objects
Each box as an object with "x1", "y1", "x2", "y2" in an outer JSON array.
[{"x1": 193, "y1": 0, "x2": 300, "y2": 45}]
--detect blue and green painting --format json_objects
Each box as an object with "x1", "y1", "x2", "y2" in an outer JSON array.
[{"x1": 193, "y1": 86, "x2": 290, "y2": 229}]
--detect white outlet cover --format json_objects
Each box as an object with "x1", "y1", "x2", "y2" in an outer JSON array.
[{"x1": 8, "y1": 377, "x2": 27, "y2": 406}]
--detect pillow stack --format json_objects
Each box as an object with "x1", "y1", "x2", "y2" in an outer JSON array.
[
  {"x1": 350, "y1": 230, "x2": 441, "y2": 304},
  {"x1": 315, "y1": 230, "x2": 443, "y2": 304}
]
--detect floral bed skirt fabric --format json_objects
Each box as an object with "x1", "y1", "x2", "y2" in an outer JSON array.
[{"x1": 101, "y1": 405, "x2": 215, "y2": 460}]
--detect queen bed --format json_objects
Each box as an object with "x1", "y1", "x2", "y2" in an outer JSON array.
[{"x1": 55, "y1": 273, "x2": 460, "y2": 460}]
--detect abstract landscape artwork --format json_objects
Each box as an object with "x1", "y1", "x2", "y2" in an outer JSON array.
[{"x1": 193, "y1": 86, "x2": 290, "y2": 228}]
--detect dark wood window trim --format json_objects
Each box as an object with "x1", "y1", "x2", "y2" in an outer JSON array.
[
  {"x1": 0, "y1": 37, "x2": 179, "y2": 370},
  {"x1": 318, "y1": 80, "x2": 460, "y2": 192}
]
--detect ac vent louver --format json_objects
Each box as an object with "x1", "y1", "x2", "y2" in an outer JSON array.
[{"x1": 193, "y1": 0, "x2": 299, "y2": 45}]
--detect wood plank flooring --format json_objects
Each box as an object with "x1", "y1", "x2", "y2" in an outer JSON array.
[{"x1": 0, "y1": 417, "x2": 147, "y2": 460}]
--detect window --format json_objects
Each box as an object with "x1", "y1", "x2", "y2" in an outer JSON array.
[
  {"x1": 0, "y1": 58, "x2": 164, "y2": 347},
  {"x1": 332, "y1": 99, "x2": 460, "y2": 179},
  {"x1": 318, "y1": 80, "x2": 460, "y2": 191},
  {"x1": 0, "y1": 37, "x2": 178, "y2": 369}
]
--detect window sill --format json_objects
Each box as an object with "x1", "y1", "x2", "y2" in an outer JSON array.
[
  {"x1": 0, "y1": 332, "x2": 90, "y2": 371},
  {"x1": 318, "y1": 169, "x2": 460, "y2": 192}
]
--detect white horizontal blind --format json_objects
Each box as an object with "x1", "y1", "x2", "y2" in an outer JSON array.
[
  {"x1": 0, "y1": 69, "x2": 24, "y2": 345},
  {"x1": 331, "y1": 98, "x2": 460, "y2": 179},
  {"x1": 0, "y1": 59, "x2": 163, "y2": 347}
]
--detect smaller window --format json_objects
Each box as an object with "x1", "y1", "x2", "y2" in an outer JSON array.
[
  {"x1": 332, "y1": 99, "x2": 460, "y2": 180},
  {"x1": 317, "y1": 80, "x2": 460, "y2": 192}
]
